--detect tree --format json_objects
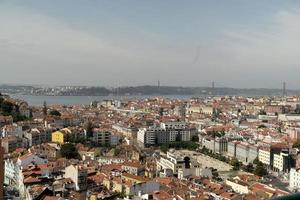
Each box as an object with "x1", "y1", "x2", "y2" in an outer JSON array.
[
  {"x1": 244, "y1": 163, "x2": 254, "y2": 173},
  {"x1": 191, "y1": 135, "x2": 199, "y2": 142},
  {"x1": 43, "y1": 101, "x2": 47, "y2": 116},
  {"x1": 114, "y1": 148, "x2": 121, "y2": 156},
  {"x1": 84, "y1": 120, "x2": 94, "y2": 138},
  {"x1": 253, "y1": 157, "x2": 259, "y2": 165},
  {"x1": 231, "y1": 158, "x2": 240, "y2": 170},
  {"x1": 258, "y1": 124, "x2": 267, "y2": 129},
  {"x1": 293, "y1": 140, "x2": 300, "y2": 149},
  {"x1": 49, "y1": 109, "x2": 61, "y2": 116},
  {"x1": 254, "y1": 161, "x2": 267, "y2": 177},
  {"x1": 60, "y1": 143, "x2": 80, "y2": 159},
  {"x1": 259, "y1": 110, "x2": 267, "y2": 115}
]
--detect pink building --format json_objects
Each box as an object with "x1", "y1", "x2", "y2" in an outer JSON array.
[{"x1": 287, "y1": 128, "x2": 300, "y2": 140}]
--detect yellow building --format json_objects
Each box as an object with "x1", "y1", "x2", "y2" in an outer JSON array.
[{"x1": 52, "y1": 131, "x2": 64, "y2": 144}]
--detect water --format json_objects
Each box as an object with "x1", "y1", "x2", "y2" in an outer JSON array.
[{"x1": 8, "y1": 94, "x2": 197, "y2": 106}]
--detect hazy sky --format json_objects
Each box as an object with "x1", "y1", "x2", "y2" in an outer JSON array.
[{"x1": 1, "y1": 0, "x2": 300, "y2": 88}]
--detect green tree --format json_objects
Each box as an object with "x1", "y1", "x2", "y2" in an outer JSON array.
[
  {"x1": 231, "y1": 158, "x2": 240, "y2": 170},
  {"x1": 244, "y1": 163, "x2": 254, "y2": 173},
  {"x1": 293, "y1": 140, "x2": 300, "y2": 148},
  {"x1": 49, "y1": 109, "x2": 61, "y2": 116},
  {"x1": 191, "y1": 135, "x2": 199, "y2": 142},
  {"x1": 253, "y1": 157, "x2": 259, "y2": 165},
  {"x1": 84, "y1": 120, "x2": 94, "y2": 138},
  {"x1": 60, "y1": 143, "x2": 80, "y2": 159},
  {"x1": 254, "y1": 161, "x2": 268, "y2": 177},
  {"x1": 258, "y1": 124, "x2": 267, "y2": 129}
]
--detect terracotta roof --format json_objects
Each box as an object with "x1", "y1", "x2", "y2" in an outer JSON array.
[{"x1": 43, "y1": 197, "x2": 60, "y2": 200}]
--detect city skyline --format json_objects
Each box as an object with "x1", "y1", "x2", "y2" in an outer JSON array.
[{"x1": 1, "y1": 0, "x2": 300, "y2": 88}]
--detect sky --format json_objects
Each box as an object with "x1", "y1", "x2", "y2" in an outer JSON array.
[{"x1": 1, "y1": 0, "x2": 300, "y2": 89}]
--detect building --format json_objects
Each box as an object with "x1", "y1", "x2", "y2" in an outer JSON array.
[
  {"x1": 202, "y1": 137, "x2": 227, "y2": 154},
  {"x1": 248, "y1": 145, "x2": 259, "y2": 164},
  {"x1": 52, "y1": 131, "x2": 64, "y2": 144},
  {"x1": 236, "y1": 142, "x2": 250, "y2": 164},
  {"x1": 1, "y1": 136, "x2": 23, "y2": 153},
  {"x1": 287, "y1": 127, "x2": 300, "y2": 140},
  {"x1": 4, "y1": 159, "x2": 16, "y2": 186},
  {"x1": 121, "y1": 160, "x2": 144, "y2": 176},
  {"x1": 227, "y1": 141, "x2": 238, "y2": 158},
  {"x1": 259, "y1": 147, "x2": 271, "y2": 166},
  {"x1": 226, "y1": 178, "x2": 249, "y2": 194},
  {"x1": 103, "y1": 173, "x2": 159, "y2": 197},
  {"x1": 290, "y1": 168, "x2": 300, "y2": 191},
  {"x1": 17, "y1": 153, "x2": 48, "y2": 168},
  {"x1": 137, "y1": 128, "x2": 156, "y2": 146},
  {"x1": 92, "y1": 130, "x2": 119, "y2": 146},
  {"x1": 25, "y1": 128, "x2": 52, "y2": 147},
  {"x1": 157, "y1": 150, "x2": 200, "y2": 176},
  {"x1": 64, "y1": 164, "x2": 88, "y2": 191},
  {"x1": 273, "y1": 151, "x2": 293, "y2": 173},
  {"x1": 137, "y1": 122, "x2": 197, "y2": 147}
]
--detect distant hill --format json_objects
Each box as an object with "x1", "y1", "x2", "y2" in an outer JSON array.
[{"x1": 1, "y1": 84, "x2": 300, "y2": 96}]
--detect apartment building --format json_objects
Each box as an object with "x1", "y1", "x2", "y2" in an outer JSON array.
[
  {"x1": 24, "y1": 128, "x2": 52, "y2": 147},
  {"x1": 202, "y1": 137, "x2": 228, "y2": 154},
  {"x1": 259, "y1": 147, "x2": 271, "y2": 166},
  {"x1": 137, "y1": 122, "x2": 197, "y2": 147},
  {"x1": 64, "y1": 164, "x2": 88, "y2": 191},
  {"x1": 92, "y1": 130, "x2": 119, "y2": 146},
  {"x1": 1, "y1": 136, "x2": 23, "y2": 153},
  {"x1": 290, "y1": 168, "x2": 300, "y2": 191},
  {"x1": 236, "y1": 142, "x2": 249, "y2": 164},
  {"x1": 157, "y1": 150, "x2": 200, "y2": 176}
]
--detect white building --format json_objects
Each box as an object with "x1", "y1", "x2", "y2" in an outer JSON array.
[
  {"x1": 64, "y1": 164, "x2": 88, "y2": 191},
  {"x1": 226, "y1": 177, "x2": 249, "y2": 194},
  {"x1": 137, "y1": 122, "x2": 197, "y2": 146},
  {"x1": 259, "y1": 148, "x2": 271, "y2": 166},
  {"x1": 137, "y1": 128, "x2": 156, "y2": 146},
  {"x1": 157, "y1": 150, "x2": 200, "y2": 176},
  {"x1": 290, "y1": 168, "x2": 300, "y2": 191},
  {"x1": 17, "y1": 153, "x2": 48, "y2": 168},
  {"x1": 4, "y1": 159, "x2": 16, "y2": 186},
  {"x1": 273, "y1": 152, "x2": 289, "y2": 172}
]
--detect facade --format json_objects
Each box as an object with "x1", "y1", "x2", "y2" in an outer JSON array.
[
  {"x1": 287, "y1": 127, "x2": 300, "y2": 140},
  {"x1": 227, "y1": 141, "x2": 238, "y2": 158},
  {"x1": 259, "y1": 148, "x2": 271, "y2": 166},
  {"x1": 202, "y1": 137, "x2": 227, "y2": 154},
  {"x1": 1, "y1": 136, "x2": 23, "y2": 153},
  {"x1": 236, "y1": 143, "x2": 249, "y2": 164},
  {"x1": 137, "y1": 128, "x2": 156, "y2": 146},
  {"x1": 17, "y1": 153, "x2": 48, "y2": 168},
  {"x1": 64, "y1": 164, "x2": 88, "y2": 191},
  {"x1": 248, "y1": 145, "x2": 259, "y2": 164},
  {"x1": 92, "y1": 131, "x2": 119, "y2": 146},
  {"x1": 25, "y1": 128, "x2": 52, "y2": 147},
  {"x1": 226, "y1": 178, "x2": 249, "y2": 194},
  {"x1": 52, "y1": 131, "x2": 64, "y2": 144},
  {"x1": 137, "y1": 122, "x2": 197, "y2": 146},
  {"x1": 112, "y1": 124, "x2": 138, "y2": 139},
  {"x1": 4, "y1": 159, "x2": 16, "y2": 186},
  {"x1": 157, "y1": 150, "x2": 200, "y2": 175},
  {"x1": 290, "y1": 168, "x2": 300, "y2": 191},
  {"x1": 121, "y1": 161, "x2": 144, "y2": 176}
]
